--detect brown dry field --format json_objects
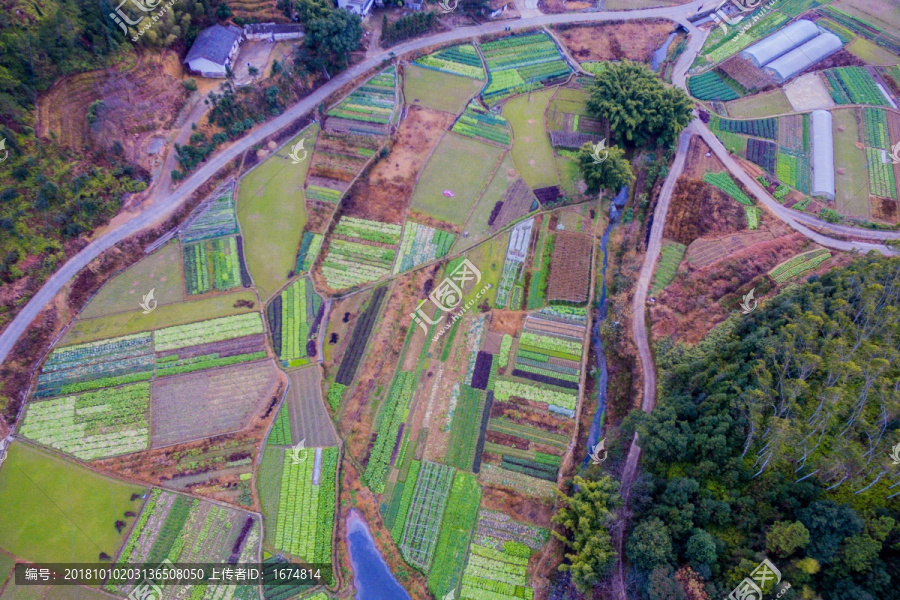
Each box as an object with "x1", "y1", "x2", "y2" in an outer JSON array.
[
  {"x1": 323, "y1": 292, "x2": 370, "y2": 374},
  {"x1": 286, "y1": 365, "x2": 340, "y2": 448},
  {"x1": 342, "y1": 106, "x2": 456, "y2": 224},
  {"x1": 556, "y1": 20, "x2": 675, "y2": 63},
  {"x1": 663, "y1": 178, "x2": 746, "y2": 246},
  {"x1": 685, "y1": 231, "x2": 776, "y2": 269},
  {"x1": 651, "y1": 233, "x2": 809, "y2": 344},
  {"x1": 490, "y1": 310, "x2": 525, "y2": 335},
  {"x1": 37, "y1": 51, "x2": 187, "y2": 162},
  {"x1": 547, "y1": 231, "x2": 592, "y2": 303},
  {"x1": 682, "y1": 135, "x2": 725, "y2": 179},
  {"x1": 305, "y1": 201, "x2": 336, "y2": 233}
]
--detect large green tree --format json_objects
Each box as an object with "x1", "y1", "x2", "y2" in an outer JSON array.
[
  {"x1": 577, "y1": 143, "x2": 632, "y2": 194},
  {"x1": 586, "y1": 60, "x2": 693, "y2": 148},
  {"x1": 552, "y1": 476, "x2": 620, "y2": 590},
  {"x1": 765, "y1": 520, "x2": 810, "y2": 557},
  {"x1": 300, "y1": 9, "x2": 363, "y2": 78}
]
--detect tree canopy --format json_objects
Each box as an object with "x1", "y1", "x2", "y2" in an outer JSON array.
[
  {"x1": 577, "y1": 143, "x2": 633, "y2": 194},
  {"x1": 585, "y1": 60, "x2": 693, "y2": 148},
  {"x1": 624, "y1": 255, "x2": 900, "y2": 599},
  {"x1": 300, "y1": 9, "x2": 363, "y2": 77},
  {"x1": 552, "y1": 476, "x2": 620, "y2": 590}
]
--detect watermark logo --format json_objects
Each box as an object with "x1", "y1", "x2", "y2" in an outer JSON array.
[
  {"x1": 740, "y1": 288, "x2": 757, "y2": 315},
  {"x1": 289, "y1": 438, "x2": 309, "y2": 465},
  {"x1": 288, "y1": 138, "x2": 308, "y2": 165},
  {"x1": 109, "y1": 0, "x2": 177, "y2": 42},
  {"x1": 0, "y1": 138, "x2": 8, "y2": 163},
  {"x1": 589, "y1": 138, "x2": 609, "y2": 164},
  {"x1": 139, "y1": 288, "x2": 157, "y2": 314},
  {"x1": 127, "y1": 559, "x2": 174, "y2": 600},
  {"x1": 443, "y1": 590, "x2": 456, "y2": 600},
  {"x1": 439, "y1": 0, "x2": 458, "y2": 12},
  {"x1": 411, "y1": 259, "x2": 492, "y2": 340},
  {"x1": 725, "y1": 558, "x2": 790, "y2": 600},
  {"x1": 890, "y1": 141, "x2": 900, "y2": 165},
  {"x1": 710, "y1": 0, "x2": 766, "y2": 34},
  {"x1": 589, "y1": 438, "x2": 608, "y2": 465},
  {"x1": 890, "y1": 441, "x2": 900, "y2": 465}
]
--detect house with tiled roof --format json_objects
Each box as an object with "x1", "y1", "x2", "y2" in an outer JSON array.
[{"x1": 184, "y1": 24, "x2": 243, "y2": 78}]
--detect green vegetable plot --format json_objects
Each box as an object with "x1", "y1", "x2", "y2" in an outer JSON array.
[{"x1": 769, "y1": 249, "x2": 831, "y2": 283}]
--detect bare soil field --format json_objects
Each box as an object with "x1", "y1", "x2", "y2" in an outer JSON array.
[
  {"x1": 664, "y1": 178, "x2": 746, "y2": 246},
  {"x1": 151, "y1": 360, "x2": 279, "y2": 447},
  {"x1": 682, "y1": 136, "x2": 725, "y2": 179},
  {"x1": 37, "y1": 51, "x2": 187, "y2": 162},
  {"x1": 342, "y1": 107, "x2": 455, "y2": 224},
  {"x1": 546, "y1": 231, "x2": 592, "y2": 303},
  {"x1": 286, "y1": 366, "x2": 340, "y2": 448},
  {"x1": 556, "y1": 20, "x2": 675, "y2": 62},
  {"x1": 651, "y1": 234, "x2": 808, "y2": 344},
  {"x1": 871, "y1": 196, "x2": 899, "y2": 222},
  {"x1": 783, "y1": 73, "x2": 835, "y2": 112},
  {"x1": 685, "y1": 231, "x2": 776, "y2": 269}
]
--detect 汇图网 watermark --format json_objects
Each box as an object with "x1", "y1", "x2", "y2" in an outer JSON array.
[
  {"x1": 710, "y1": 0, "x2": 773, "y2": 35},
  {"x1": 589, "y1": 438, "x2": 608, "y2": 464},
  {"x1": 109, "y1": 0, "x2": 178, "y2": 43},
  {"x1": 0, "y1": 138, "x2": 8, "y2": 163},
  {"x1": 740, "y1": 288, "x2": 758, "y2": 315},
  {"x1": 289, "y1": 439, "x2": 309, "y2": 465},
  {"x1": 438, "y1": 0, "x2": 458, "y2": 12},
  {"x1": 409, "y1": 259, "x2": 492, "y2": 341},
  {"x1": 589, "y1": 139, "x2": 609, "y2": 164},
  {"x1": 288, "y1": 138, "x2": 308, "y2": 165},
  {"x1": 725, "y1": 558, "x2": 790, "y2": 600},
  {"x1": 139, "y1": 288, "x2": 157, "y2": 314}
]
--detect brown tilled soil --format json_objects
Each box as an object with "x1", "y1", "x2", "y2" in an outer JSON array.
[
  {"x1": 871, "y1": 196, "x2": 899, "y2": 222},
  {"x1": 650, "y1": 233, "x2": 810, "y2": 344},
  {"x1": 556, "y1": 20, "x2": 675, "y2": 62},
  {"x1": 37, "y1": 51, "x2": 187, "y2": 162},
  {"x1": 682, "y1": 135, "x2": 726, "y2": 179},
  {"x1": 342, "y1": 106, "x2": 456, "y2": 224},
  {"x1": 305, "y1": 201, "x2": 336, "y2": 233},
  {"x1": 663, "y1": 178, "x2": 746, "y2": 246},
  {"x1": 547, "y1": 231, "x2": 592, "y2": 303},
  {"x1": 489, "y1": 310, "x2": 524, "y2": 335},
  {"x1": 482, "y1": 487, "x2": 554, "y2": 528}
]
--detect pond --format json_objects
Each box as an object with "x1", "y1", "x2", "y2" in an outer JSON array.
[{"x1": 345, "y1": 509, "x2": 411, "y2": 600}]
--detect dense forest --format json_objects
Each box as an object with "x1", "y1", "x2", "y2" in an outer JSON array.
[
  {"x1": 621, "y1": 254, "x2": 900, "y2": 599},
  {"x1": 0, "y1": 0, "x2": 223, "y2": 320}
]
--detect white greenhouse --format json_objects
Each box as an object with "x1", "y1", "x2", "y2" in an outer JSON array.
[
  {"x1": 739, "y1": 19, "x2": 820, "y2": 67},
  {"x1": 764, "y1": 32, "x2": 843, "y2": 83},
  {"x1": 810, "y1": 110, "x2": 835, "y2": 201}
]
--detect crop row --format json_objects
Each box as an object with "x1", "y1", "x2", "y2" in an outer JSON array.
[
  {"x1": 825, "y1": 67, "x2": 889, "y2": 106},
  {"x1": 452, "y1": 101, "x2": 512, "y2": 147},
  {"x1": 393, "y1": 222, "x2": 456, "y2": 274},
  {"x1": 182, "y1": 190, "x2": 239, "y2": 243},
  {"x1": 459, "y1": 542, "x2": 533, "y2": 600},
  {"x1": 745, "y1": 206, "x2": 761, "y2": 230},
  {"x1": 274, "y1": 447, "x2": 337, "y2": 562},
  {"x1": 769, "y1": 249, "x2": 831, "y2": 282},
  {"x1": 183, "y1": 236, "x2": 243, "y2": 295},
  {"x1": 746, "y1": 138, "x2": 776, "y2": 174},
  {"x1": 494, "y1": 379, "x2": 576, "y2": 412},
  {"x1": 864, "y1": 108, "x2": 890, "y2": 150},
  {"x1": 278, "y1": 279, "x2": 312, "y2": 365},
  {"x1": 866, "y1": 147, "x2": 898, "y2": 199},
  {"x1": 519, "y1": 332, "x2": 582, "y2": 358},
  {"x1": 155, "y1": 313, "x2": 264, "y2": 351},
  {"x1": 688, "y1": 71, "x2": 739, "y2": 101},
  {"x1": 335, "y1": 286, "x2": 387, "y2": 385},
  {"x1": 715, "y1": 117, "x2": 777, "y2": 139},
  {"x1": 334, "y1": 216, "x2": 403, "y2": 245},
  {"x1": 306, "y1": 185, "x2": 342, "y2": 204},
  {"x1": 20, "y1": 383, "x2": 151, "y2": 460},
  {"x1": 328, "y1": 67, "x2": 397, "y2": 125},
  {"x1": 398, "y1": 460, "x2": 455, "y2": 570},
  {"x1": 34, "y1": 352, "x2": 154, "y2": 398},
  {"x1": 480, "y1": 33, "x2": 570, "y2": 103},
  {"x1": 427, "y1": 471, "x2": 483, "y2": 599},
  {"x1": 703, "y1": 171, "x2": 753, "y2": 206},
  {"x1": 415, "y1": 44, "x2": 485, "y2": 79},
  {"x1": 155, "y1": 351, "x2": 266, "y2": 377},
  {"x1": 363, "y1": 370, "x2": 417, "y2": 493},
  {"x1": 295, "y1": 232, "x2": 324, "y2": 273}
]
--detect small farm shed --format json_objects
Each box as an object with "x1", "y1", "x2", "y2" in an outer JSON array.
[
  {"x1": 184, "y1": 25, "x2": 243, "y2": 78},
  {"x1": 739, "y1": 19, "x2": 819, "y2": 67},
  {"x1": 243, "y1": 23, "x2": 305, "y2": 42},
  {"x1": 810, "y1": 109, "x2": 835, "y2": 201},
  {"x1": 765, "y1": 32, "x2": 843, "y2": 83}
]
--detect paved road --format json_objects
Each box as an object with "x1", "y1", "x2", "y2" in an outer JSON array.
[{"x1": 0, "y1": 1, "x2": 718, "y2": 368}]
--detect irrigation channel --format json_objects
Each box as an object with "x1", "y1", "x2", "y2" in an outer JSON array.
[
  {"x1": 345, "y1": 509, "x2": 411, "y2": 600},
  {"x1": 650, "y1": 26, "x2": 684, "y2": 72},
  {"x1": 582, "y1": 187, "x2": 628, "y2": 467}
]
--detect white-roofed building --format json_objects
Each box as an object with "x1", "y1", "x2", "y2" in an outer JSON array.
[
  {"x1": 739, "y1": 19, "x2": 820, "y2": 67},
  {"x1": 810, "y1": 110, "x2": 835, "y2": 201},
  {"x1": 764, "y1": 32, "x2": 843, "y2": 83}
]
